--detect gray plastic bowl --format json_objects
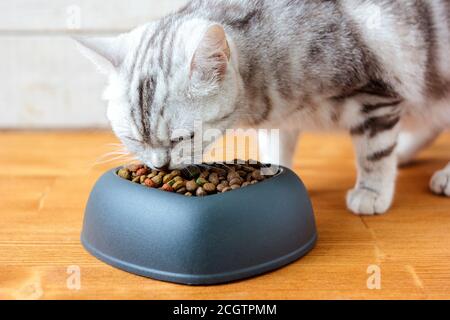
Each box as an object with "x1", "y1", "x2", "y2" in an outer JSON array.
[{"x1": 81, "y1": 166, "x2": 317, "y2": 285}]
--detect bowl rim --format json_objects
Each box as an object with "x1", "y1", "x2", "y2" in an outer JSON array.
[{"x1": 110, "y1": 165, "x2": 288, "y2": 201}]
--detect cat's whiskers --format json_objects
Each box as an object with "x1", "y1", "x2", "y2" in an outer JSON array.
[
  {"x1": 91, "y1": 141, "x2": 136, "y2": 167},
  {"x1": 93, "y1": 154, "x2": 135, "y2": 165},
  {"x1": 104, "y1": 143, "x2": 127, "y2": 148},
  {"x1": 97, "y1": 149, "x2": 129, "y2": 157}
]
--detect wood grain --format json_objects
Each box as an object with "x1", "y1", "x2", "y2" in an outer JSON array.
[{"x1": 0, "y1": 131, "x2": 449, "y2": 300}]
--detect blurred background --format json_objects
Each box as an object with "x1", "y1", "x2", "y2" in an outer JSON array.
[{"x1": 1, "y1": 0, "x2": 188, "y2": 129}]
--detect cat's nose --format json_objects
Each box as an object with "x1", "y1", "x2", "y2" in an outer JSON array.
[{"x1": 150, "y1": 150, "x2": 170, "y2": 171}]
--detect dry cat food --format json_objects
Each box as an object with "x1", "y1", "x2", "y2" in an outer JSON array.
[{"x1": 117, "y1": 160, "x2": 275, "y2": 196}]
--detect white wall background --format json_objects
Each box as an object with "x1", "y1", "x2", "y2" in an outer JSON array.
[{"x1": 0, "y1": 0, "x2": 188, "y2": 129}]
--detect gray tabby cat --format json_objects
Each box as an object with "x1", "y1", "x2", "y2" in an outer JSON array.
[{"x1": 77, "y1": 0, "x2": 450, "y2": 215}]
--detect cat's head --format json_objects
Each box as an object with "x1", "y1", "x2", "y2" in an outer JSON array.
[{"x1": 76, "y1": 20, "x2": 243, "y2": 169}]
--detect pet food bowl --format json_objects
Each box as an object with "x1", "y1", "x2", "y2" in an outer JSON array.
[{"x1": 81, "y1": 166, "x2": 317, "y2": 285}]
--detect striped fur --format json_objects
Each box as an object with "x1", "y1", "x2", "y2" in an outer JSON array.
[{"x1": 77, "y1": 0, "x2": 450, "y2": 215}]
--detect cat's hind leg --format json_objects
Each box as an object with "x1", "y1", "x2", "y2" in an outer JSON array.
[{"x1": 430, "y1": 162, "x2": 450, "y2": 196}]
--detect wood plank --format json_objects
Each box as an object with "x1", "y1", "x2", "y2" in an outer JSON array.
[
  {"x1": 0, "y1": 36, "x2": 109, "y2": 128},
  {"x1": 0, "y1": 131, "x2": 449, "y2": 299}
]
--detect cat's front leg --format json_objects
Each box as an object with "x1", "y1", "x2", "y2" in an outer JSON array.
[
  {"x1": 258, "y1": 128, "x2": 300, "y2": 169},
  {"x1": 346, "y1": 106, "x2": 401, "y2": 215}
]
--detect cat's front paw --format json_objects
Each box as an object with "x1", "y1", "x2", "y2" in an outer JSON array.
[
  {"x1": 430, "y1": 169, "x2": 450, "y2": 196},
  {"x1": 346, "y1": 187, "x2": 392, "y2": 215}
]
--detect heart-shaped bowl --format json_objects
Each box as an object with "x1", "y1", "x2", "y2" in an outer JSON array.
[{"x1": 81, "y1": 165, "x2": 317, "y2": 285}]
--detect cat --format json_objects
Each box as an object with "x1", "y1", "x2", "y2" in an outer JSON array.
[{"x1": 76, "y1": 0, "x2": 450, "y2": 215}]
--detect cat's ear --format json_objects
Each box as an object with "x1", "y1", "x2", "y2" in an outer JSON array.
[
  {"x1": 74, "y1": 36, "x2": 127, "y2": 74},
  {"x1": 190, "y1": 24, "x2": 231, "y2": 83}
]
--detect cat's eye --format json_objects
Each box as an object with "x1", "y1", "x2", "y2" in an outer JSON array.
[{"x1": 170, "y1": 132, "x2": 195, "y2": 144}]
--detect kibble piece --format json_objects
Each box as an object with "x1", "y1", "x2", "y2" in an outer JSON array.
[
  {"x1": 242, "y1": 182, "x2": 250, "y2": 187},
  {"x1": 163, "y1": 174, "x2": 172, "y2": 184},
  {"x1": 216, "y1": 183, "x2": 226, "y2": 192},
  {"x1": 184, "y1": 192, "x2": 193, "y2": 197},
  {"x1": 211, "y1": 167, "x2": 227, "y2": 176},
  {"x1": 176, "y1": 187, "x2": 187, "y2": 194},
  {"x1": 161, "y1": 183, "x2": 174, "y2": 192},
  {"x1": 135, "y1": 168, "x2": 148, "y2": 176},
  {"x1": 229, "y1": 177, "x2": 242, "y2": 186},
  {"x1": 163, "y1": 171, "x2": 180, "y2": 184},
  {"x1": 251, "y1": 180, "x2": 258, "y2": 184},
  {"x1": 132, "y1": 176, "x2": 141, "y2": 183},
  {"x1": 144, "y1": 178, "x2": 156, "y2": 188},
  {"x1": 227, "y1": 171, "x2": 240, "y2": 181},
  {"x1": 173, "y1": 176, "x2": 183, "y2": 182},
  {"x1": 221, "y1": 187, "x2": 232, "y2": 193},
  {"x1": 196, "y1": 187, "x2": 207, "y2": 196},
  {"x1": 196, "y1": 177, "x2": 208, "y2": 186},
  {"x1": 203, "y1": 183, "x2": 216, "y2": 193},
  {"x1": 151, "y1": 175, "x2": 163, "y2": 187},
  {"x1": 147, "y1": 172, "x2": 157, "y2": 179},
  {"x1": 221, "y1": 180, "x2": 229, "y2": 187},
  {"x1": 117, "y1": 168, "x2": 131, "y2": 180},
  {"x1": 172, "y1": 180, "x2": 185, "y2": 191},
  {"x1": 230, "y1": 184, "x2": 241, "y2": 190},
  {"x1": 186, "y1": 180, "x2": 198, "y2": 192},
  {"x1": 251, "y1": 170, "x2": 265, "y2": 181},
  {"x1": 199, "y1": 170, "x2": 210, "y2": 179},
  {"x1": 208, "y1": 172, "x2": 220, "y2": 185}
]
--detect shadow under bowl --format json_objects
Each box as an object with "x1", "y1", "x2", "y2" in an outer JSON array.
[{"x1": 81, "y1": 166, "x2": 317, "y2": 285}]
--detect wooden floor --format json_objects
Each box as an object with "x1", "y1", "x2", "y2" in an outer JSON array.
[{"x1": 0, "y1": 131, "x2": 449, "y2": 300}]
